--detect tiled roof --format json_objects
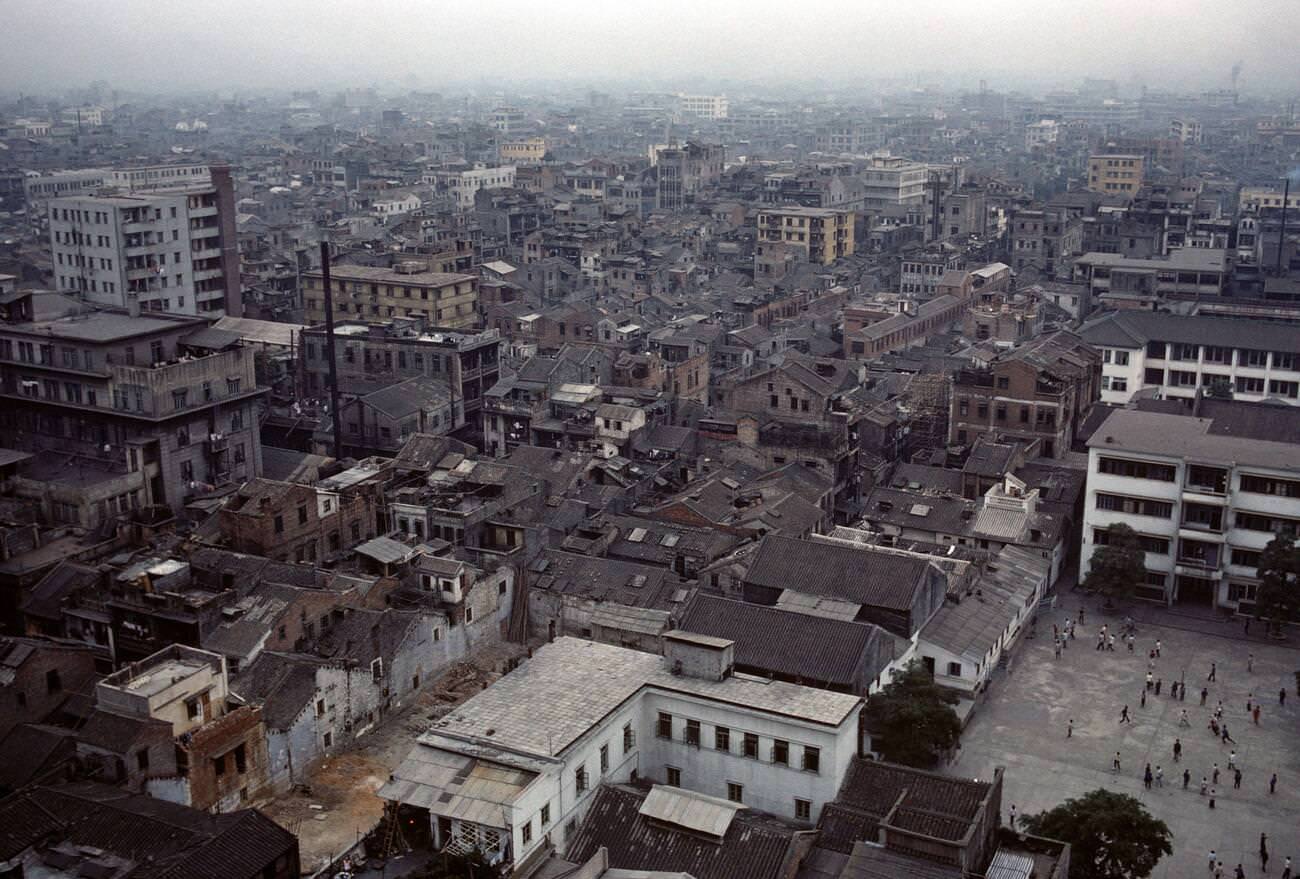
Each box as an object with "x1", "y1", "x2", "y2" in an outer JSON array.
[
  {"x1": 677, "y1": 594, "x2": 886, "y2": 689},
  {"x1": 565, "y1": 784, "x2": 797, "y2": 879},
  {"x1": 742, "y1": 535, "x2": 931, "y2": 610}
]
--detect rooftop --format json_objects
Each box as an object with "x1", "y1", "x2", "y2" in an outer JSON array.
[
  {"x1": 1088, "y1": 405, "x2": 1300, "y2": 471},
  {"x1": 421, "y1": 637, "x2": 861, "y2": 760},
  {"x1": 307, "y1": 263, "x2": 473, "y2": 285}
]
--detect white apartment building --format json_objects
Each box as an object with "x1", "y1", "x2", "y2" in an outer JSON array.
[
  {"x1": 24, "y1": 163, "x2": 210, "y2": 207},
  {"x1": 1024, "y1": 120, "x2": 1059, "y2": 150},
  {"x1": 861, "y1": 155, "x2": 930, "y2": 212},
  {"x1": 1080, "y1": 311, "x2": 1300, "y2": 406},
  {"x1": 48, "y1": 167, "x2": 239, "y2": 316},
  {"x1": 425, "y1": 164, "x2": 517, "y2": 210},
  {"x1": 381, "y1": 635, "x2": 862, "y2": 871},
  {"x1": 1083, "y1": 404, "x2": 1300, "y2": 610},
  {"x1": 677, "y1": 93, "x2": 729, "y2": 120}
]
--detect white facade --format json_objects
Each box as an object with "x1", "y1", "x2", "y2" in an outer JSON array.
[
  {"x1": 426, "y1": 164, "x2": 517, "y2": 210},
  {"x1": 677, "y1": 93, "x2": 729, "y2": 120},
  {"x1": 49, "y1": 186, "x2": 229, "y2": 316},
  {"x1": 382, "y1": 636, "x2": 862, "y2": 870},
  {"x1": 1024, "y1": 120, "x2": 1059, "y2": 150},
  {"x1": 1082, "y1": 313, "x2": 1300, "y2": 406},
  {"x1": 1082, "y1": 408, "x2": 1300, "y2": 610}
]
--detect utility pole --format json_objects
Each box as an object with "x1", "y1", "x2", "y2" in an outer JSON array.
[
  {"x1": 1277, "y1": 177, "x2": 1291, "y2": 278},
  {"x1": 320, "y1": 241, "x2": 344, "y2": 459}
]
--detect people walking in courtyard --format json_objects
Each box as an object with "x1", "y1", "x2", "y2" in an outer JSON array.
[
  {"x1": 1248, "y1": 652, "x2": 1254, "y2": 673},
  {"x1": 1144, "y1": 764, "x2": 1153, "y2": 789},
  {"x1": 1067, "y1": 718, "x2": 1073, "y2": 737},
  {"x1": 1184, "y1": 768, "x2": 1191, "y2": 789},
  {"x1": 1213, "y1": 763, "x2": 1220, "y2": 785},
  {"x1": 1269, "y1": 772, "x2": 1277, "y2": 794},
  {"x1": 1181, "y1": 709, "x2": 1191, "y2": 727},
  {"x1": 1209, "y1": 661, "x2": 1217, "y2": 681},
  {"x1": 1229, "y1": 750, "x2": 1237, "y2": 770},
  {"x1": 1112, "y1": 752, "x2": 1122, "y2": 772},
  {"x1": 1156, "y1": 678, "x2": 1163, "y2": 696},
  {"x1": 1253, "y1": 704, "x2": 1261, "y2": 725},
  {"x1": 1209, "y1": 787, "x2": 1216, "y2": 809},
  {"x1": 1155, "y1": 639, "x2": 1161, "y2": 657},
  {"x1": 1155, "y1": 765, "x2": 1163, "y2": 787},
  {"x1": 1173, "y1": 738, "x2": 1182, "y2": 762},
  {"x1": 1120, "y1": 705, "x2": 1131, "y2": 723},
  {"x1": 1202, "y1": 687, "x2": 1209, "y2": 706},
  {"x1": 1141, "y1": 690, "x2": 1146, "y2": 708},
  {"x1": 1234, "y1": 768, "x2": 1242, "y2": 789}
]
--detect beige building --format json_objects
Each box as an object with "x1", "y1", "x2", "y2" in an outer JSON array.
[
  {"x1": 1087, "y1": 154, "x2": 1144, "y2": 196},
  {"x1": 498, "y1": 137, "x2": 548, "y2": 165},
  {"x1": 303, "y1": 261, "x2": 479, "y2": 328},
  {"x1": 755, "y1": 207, "x2": 856, "y2": 265}
]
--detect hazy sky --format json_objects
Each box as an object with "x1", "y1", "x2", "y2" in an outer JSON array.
[{"x1": 4, "y1": 0, "x2": 1298, "y2": 95}]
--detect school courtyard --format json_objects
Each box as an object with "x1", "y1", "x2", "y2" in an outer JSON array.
[{"x1": 949, "y1": 598, "x2": 1300, "y2": 878}]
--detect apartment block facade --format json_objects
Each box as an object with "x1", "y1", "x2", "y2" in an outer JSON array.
[
  {"x1": 1087, "y1": 153, "x2": 1144, "y2": 196},
  {"x1": 1083, "y1": 403, "x2": 1300, "y2": 610},
  {"x1": 302, "y1": 262, "x2": 480, "y2": 329},
  {"x1": 756, "y1": 207, "x2": 855, "y2": 265},
  {"x1": 48, "y1": 165, "x2": 240, "y2": 317}
]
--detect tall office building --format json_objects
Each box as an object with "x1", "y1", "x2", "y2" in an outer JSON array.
[{"x1": 48, "y1": 164, "x2": 242, "y2": 317}]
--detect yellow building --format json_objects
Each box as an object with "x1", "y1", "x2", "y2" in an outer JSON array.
[
  {"x1": 1087, "y1": 154, "x2": 1144, "y2": 196},
  {"x1": 755, "y1": 207, "x2": 856, "y2": 265},
  {"x1": 303, "y1": 261, "x2": 479, "y2": 328},
  {"x1": 498, "y1": 137, "x2": 548, "y2": 165}
]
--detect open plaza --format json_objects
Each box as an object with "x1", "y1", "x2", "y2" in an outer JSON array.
[{"x1": 952, "y1": 596, "x2": 1300, "y2": 878}]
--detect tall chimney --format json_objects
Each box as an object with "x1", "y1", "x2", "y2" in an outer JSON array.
[{"x1": 320, "y1": 242, "x2": 344, "y2": 459}]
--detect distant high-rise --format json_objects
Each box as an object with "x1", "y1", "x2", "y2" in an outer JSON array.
[{"x1": 48, "y1": 164, "x2": 242, "y2": 317}]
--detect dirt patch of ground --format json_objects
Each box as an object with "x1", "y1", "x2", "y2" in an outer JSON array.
[{"x1": 261, "y1": 643, "x2": 527, "y2": 873}]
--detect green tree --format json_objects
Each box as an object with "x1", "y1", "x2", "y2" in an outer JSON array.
[
  {"x1": 1021, "y1": 789, "x2": 1172, "y2": 879},
  {"x1": 864, "y1": 660, "x2": 961, "y2": 768},
  {"x1": 1084, "y1": 523, "x2": 1145, "y2": 605},
  {"x1": 1255, "y1": 531, "x2": 1300, "y2": 635},
  {"x1": 1204, "y1": 377, "x2": 1234, "y2": 399}
]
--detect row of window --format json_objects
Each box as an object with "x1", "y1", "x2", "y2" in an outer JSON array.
[
  {"x1": 1095, "y1": 494, "x2": 1300, "y2": 535},
  {"x1": 654, "y1": 712, "x2": 821, "y2": 772},
  {"x1": 1097, "y1": 462, "x2": 1300, "y2": 498}
]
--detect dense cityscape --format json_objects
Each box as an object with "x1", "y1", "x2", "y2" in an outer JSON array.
[{"x1": 0, "y1": 4, "x2": 1298, "y2": 879}]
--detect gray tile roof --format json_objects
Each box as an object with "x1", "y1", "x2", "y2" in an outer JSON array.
[
  {"x1": 743, "y1": 535, "x2": 931, "y2": 611},
  {"x1": 677, "y1": 594, "x2": 887, "y2": 689},
  {"x1": 1080, "y1": 310, "x2": 1300, "y2": 354},
  {"x1": 565, "y1": 784, "x2": 798, "y2": 879}
]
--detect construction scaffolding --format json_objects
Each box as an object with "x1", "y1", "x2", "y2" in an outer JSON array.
[{"x1": 902, "y1": 371, "x2": 951, "y2": 459}]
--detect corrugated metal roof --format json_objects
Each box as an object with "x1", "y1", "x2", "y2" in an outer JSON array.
[
  {"x1": 639, "y1": 785, "x2": 741, "y2": 839},
  {"x1": 379, "y1": 746, "x2": 535, "y2": 829}
]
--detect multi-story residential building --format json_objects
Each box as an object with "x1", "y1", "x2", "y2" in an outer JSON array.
[
  {"x1": 899, "y1": 247, "x2": 962, "y2": 297},
  {"x1": 491, "y1": 106, "x2": 526, "y2": 134},
  {"x1": 1024, "y1": 119, "x2": 1059, "y2": 150},
  {"x1": 1082, "y1": 399, "x2": 1300, "y2": 610},
  {"x1": 1007, "y1": 207, "x2": 1083, "y2": 274},
  {"x1": 301, "y1": 320, "x2": 502, "y2": 435},
  {"x1": 652, "y1": 141, "x2": 725, "y2": 212},
  {"x1": 1081, "y1": 311, "x2": 1300, "y2": 406},
  {"x1": 677, "y1": 93, "x2": 729, "y2": 119},
  {"x1": 860, "y1": 154, "x2": 931, "y2": 213},
  {"x1": 1086, "y1": 153, "x2": 1144, "y2": 196},
  {"x1": 755, "y1": 207, "x2": 855, "y2": 265},
  {"x1": 23, "y1": 162, "x2": 211, "y2": 208},
  {"x1": 48, "y1": 165, "x2": 241, "y2": 316},
  {"x1": 0, "y1": 304, "x2": 264, "y2": 519},
  {"x1": 1169, "y1": 118, "x2": 1202, "y2": 144},
  {"x1": 498, "y1": 137, "x2": 548, "y2": 165},
  {"x1": 949, "y1": 330, "x2": 1102, "y2": 459},
  {"x1": 1072, "y1": 249, "x2": 1230, "y2": 302},
  {"x1": 380, "y1": 635, "x2": 863, "y2": 872},
  {"x1": 302, "y1": 261, "x2": 479, "y2": 329},
  {"x1": 424, "y1": 164, "x2": 517, "y2": 210}
]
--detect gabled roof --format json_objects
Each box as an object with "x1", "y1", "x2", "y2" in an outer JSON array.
[
  {"x1": 742, "y1": 535, "x2": 931, "y2": 610},
  {"x1": 677, "y1": 594, "x2": 886, "y2": 689}
]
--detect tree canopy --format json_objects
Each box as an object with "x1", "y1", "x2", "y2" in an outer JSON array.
[
  {"x1": 864, "y1": 659, "x2": 961, "y2": 768},
  {"x1": 1083, "y1": 523, "x2": 1145, "y2": 603},
  {"x1": 1255, "y1": 531, "x2": 1300, "y2": 633},
  {"x1": 1021, "y1": 789, "x2": 1172, "y2": 879}
]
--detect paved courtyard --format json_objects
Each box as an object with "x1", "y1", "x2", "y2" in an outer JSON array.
[{"x1": 949, "y1": 596, "x2": 1300, "y2": 879}]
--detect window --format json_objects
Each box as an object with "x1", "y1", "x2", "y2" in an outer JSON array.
[
  {"x1": 45, "y1": 669, "x2": 62, "y2": 694},
  {"x1": 176, "y1": 427, "x2": 190, "y2": 447},
  {"x1": 996, "y1": 376, "x2": 1009, "y2": 390},
  {"x1": 172, "y1": 389, "x2": 188, "y2": 410},
  {"x1": 1113, "y1": 350, "x2": 1130, "y2": 366},
  {"x1": 186, "y1": 697, "x2": 200, "y2": 719},
  {"x1": 521, "y1": 820, "x2": 532, "y2": 846},
  {"x1": 727, "y1": 782, "x2": 744, "y2": 803},
  {"x1": 234, "y1": 744, "x2": 247, "y2": 773},
  {"x1": 541, "y1": 803, "x2": 551, "y2": 826},
  {"x1": 137, "y1": 748, "x2": 150, "y2": 771},
  {"x1": 947, "y1": 661, "x2": 963, "y2": 677},
  {"x1": 795, "y1": 798, "x2": 812, "y2": 822},
  {"x1": 685, "y1": 719, "x2": 700, "y2": 746},
  {"x1": 772, "y1": 739, "x2": 789, "y2": 765},
  {"x1": 715, "y1": 726, "x2": 731, "y2": 751},
  {"x1": 1230, "y1": 547, "x2": 1262, "y2": 569},
  {"x1": 213, "y1": 754, "x2": 225, "y2": 776},
  {"x1": 575, "y1": 765, "x2": 588, "y2": 794},
  {"x1": 298, "y1": 505, "x2": 308, "y2": 524},
  {"x1": 743, "y1": 732, "x2": 759, "y2": 759},
  {"x1": 274, "y1": 515, "x2": 284, "y2": 534},
  {"x1": 1093, "y1": 528, "x2": 1169, "y2": 554},
  {"x1": 1097, "y1": 457, "x2": 1176, "y2": 481},
  {"x1": 666, "y1": 766, "x2": 681, "y2": 787},
  {"x1": 316, "y1": 699, "x2": 326, "y2": 718},
  {"x1": 1094, "y1": 493, "x2": 1173, "y2": 519},
  {"x1": 599, "y1": 744, "x2": 609, "y2": 773},
  {"x1": 803, "y1": 746, "x2": 821, "y2": 773},
  {"x1": 657, "y1": 712, "x2": 673, "y2": 739},
  {"x1": 623, "y1": 723, "x2": 636, "y2": 753},
  {"x1": 1239, "y1": 474, "x2": 1300, "y2": 498}
]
